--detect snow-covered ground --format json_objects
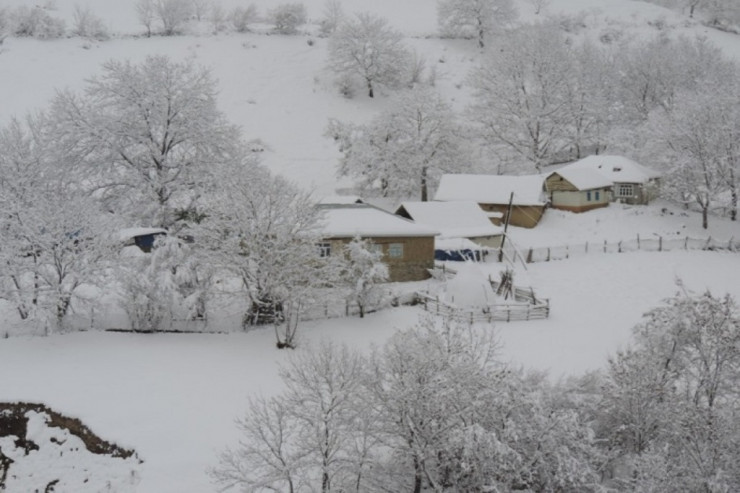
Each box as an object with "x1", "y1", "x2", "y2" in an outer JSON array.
[{"x1": 2, "y1": 0, "x2": 740, "y2": 491}]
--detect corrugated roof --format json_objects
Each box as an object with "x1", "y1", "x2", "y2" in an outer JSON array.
[{"x1": 434, "y1": 174, "x2": 546, "y2": 206}]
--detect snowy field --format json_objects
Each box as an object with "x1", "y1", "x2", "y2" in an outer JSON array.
[{"x1": 2, "y1": 0, "x2": 740, "y2": 491}]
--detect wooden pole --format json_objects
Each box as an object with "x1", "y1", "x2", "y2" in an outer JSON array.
[{"x1": 498, "y1": 192, "x2": 514, "y2": 262}]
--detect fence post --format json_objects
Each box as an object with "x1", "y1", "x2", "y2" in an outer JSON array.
[
  {"x1": 507, "y1": 308, "x2": 511, "y2": 323},
  {"x1": 547, "y1": 247, "x2": 551, "y2": 262},
  {"x1": 345, "y1": 300, "x2": 349, "y2": 317},
  {"x1": 436, "y1": 296, "x2": 439, "y2": 314},
  {"x1": 527, "y1": 248, "x2": 533, "y2": 263},
  {"x1": 470, "y1": 311, "x2": 474, "y2": 325},
  {"x1": 685, "y1": 236, "x2": 688, "y2": 250},
  {"x1": 730, "y1": 237, "x2": 735, "y2": 252},
  {"x1": 618, "y1": 241, "x2": 622, "y2": 253},
  {"x1": 566, "y1": 244, "x2": 569, "y2": 259},
  {"x1": 603, "y1": 240, "x2": 607, "y2": 253},
  {"x1": 659, "y1": 236, "x2": 662, "y2": 252},
  {"x1": 637, "y1": 234, "x2": 640, "y2": 250}
]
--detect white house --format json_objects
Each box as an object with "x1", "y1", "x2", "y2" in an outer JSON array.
[{"x1": 555, "y1": 155, "x2": 661, "y2": 205}]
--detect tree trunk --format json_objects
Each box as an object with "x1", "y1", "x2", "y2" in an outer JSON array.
[
  {"x1": 420, "y1": 166, "x2": 428, "y2": 202},
  {"x1": 702, "y1": 206, "x2": 708, "y2": 230}
]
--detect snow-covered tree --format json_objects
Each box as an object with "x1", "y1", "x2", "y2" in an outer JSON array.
[
  {"x1": 269, "y1": 3, "x2": 307, "y2": 34},
  {"x1": 645, "y1": 68, "x2": 739, "y2": 228},
  {"x1": 197, "y1": 163, "x2": 326, "y2": 349},
  {"x1": 135, "y1": 0, "x2": 155, "y2": 37},
  {"x1": 230, "y1": 4, "x2": 258, "y2": 33},
  {"x1": 117, "y1": 235, "x2": 212, "y2": 331},
  {"x1": 71, "y1": 5, "x2": 109, "y2": 40},
  {"x1": 468, "y1": 23, "x2": 576, "y2": 172},
  {"x1": 212, "y1": 342, "x2": 372, "y2": 492},
  {"x1": 49, "y1": 56, "x2": 242, "y2": 231},
  {"x1": 327, "y1": 12, "x2": 411, "y2": 98},
  {"x1": 599, "y1": 290, "x2": 740, "y2": 491},
  {"x1": 437, "y1": 0, "x2": 518, "y2": 48},
  {"x1": 329, "y1": 87, "x2": 467, "y2": 200},
  {"x1": 319, "y1": 0, "x2": 344, "y2": 36},
  {"x1": 0, "y1": 115, "x2": 115, "y2": 331},
  {"x1": 154, "y1": 0, "x2": 191, "y2": 35},
  {"x1": 342, "y1": 236, "x2": 388, "y2": 318}
]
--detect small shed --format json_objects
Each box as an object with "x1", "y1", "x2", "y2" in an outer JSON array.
[
  {"x1": 556, "y1": 155, "x2": 661, "y2": 205},
  {"x1": 394, "y1": 201, "x2": 504, "y2": 249},
  {"x1": 119, "y1": 227, "x2": 167, "y2": 253},
  {"x1": 545, "y1": 168, "x2": 613, "y2": 213},
  {"x1": 434, "y1": 174, "x2": 547, "y2": 228},
  {"x1": 317, "y1": 204, "x2": 439, "y2": 282}
]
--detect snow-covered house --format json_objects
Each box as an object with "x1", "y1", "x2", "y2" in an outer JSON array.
[
  {"x1": 434, "y1": 174, "x2": 547, "y2": 228},
  {"x1": 394, "y1": 201, "x2": 504, "y2": 261},
  {"x1": 119, "y1": 227, "x2": 167, "y2": 253},
  {"x1": 544, "y1": 168, "x2": 613, "y2": 213},
  {"x1": 555, "y1": 155, "x2": 661, "y2": 205},
  {"x1": 317, "y1": 203, "x2": 439, "y2": 282}
]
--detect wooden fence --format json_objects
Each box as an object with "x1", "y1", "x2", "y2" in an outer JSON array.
[
  {"x1": 416, "y1": 291, "x2": 550, "y2": 324},
  {"x1": 489, "y1": 235, "x2": 739, "y2": 264}
]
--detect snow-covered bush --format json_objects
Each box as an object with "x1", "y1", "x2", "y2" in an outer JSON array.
[
  {"x1": 71, "y1": 5, "x2": 109, "y2": 40},
  {"x1": 230, "y1": 4, "x2": 258, "y2": 33},
  {"x1": 342, "y1": 236, "x2": 388, "y2": 318},
  {"x1": 155, "y1": 0, "x2": 192, "y2": 35},
  {"x1": 10, "y1": 6, "x2": 66, "y2": 39},
  {"x1": 269, "y1": 3, "x2": 307, "y2": 34}
]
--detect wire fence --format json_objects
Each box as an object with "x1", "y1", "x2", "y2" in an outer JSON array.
[
  {"x1": 490, "y1": 235, "x2": 739, "y2": 264},
  {"x1": 416, "y1": 292, "x2": 550, "y2": 324}
]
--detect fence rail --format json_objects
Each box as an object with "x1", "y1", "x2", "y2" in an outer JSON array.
[{"x1": 489, "y1": 235, "x2": 739, "y2": 264}]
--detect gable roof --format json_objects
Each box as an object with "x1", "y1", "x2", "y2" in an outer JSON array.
[
  {"x1": 548, "y1": 168, "x2": 613, "y2": 191},
  {"x1": 559, "y1": 155, "x2": 661, "y2": 184},
  {"x1": 318, "y1": 204, "x2": 438, "y2": 238},
  {"x1": 434, "y1": 174, "x2": 546, "y2": 206},
  {"x1": 395, "y1": 201, "x2": 503, "y2": 239}
]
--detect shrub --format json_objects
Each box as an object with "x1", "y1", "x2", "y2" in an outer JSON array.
[
  {"x1": 11, "y1": 6, "x2": 66, "y2": 39},
  {"x1": 269, "y1": 3, "x2": 306, "y2": 34}
]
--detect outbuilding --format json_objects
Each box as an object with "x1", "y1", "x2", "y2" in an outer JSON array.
[
  {"x1": 545, "y1": 168, "x2": 613, "y2": 213},
  {"x1": 434, "y1": 174, "x2": 547, "y2": 228}
]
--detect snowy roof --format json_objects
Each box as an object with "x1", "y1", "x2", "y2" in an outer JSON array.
[
  {"x1": 396, "y1": 201, "x2": 503, "y2": 239},
  {"x1": 558, "y1": 155, "x2": 661, "y2": 184},
  {"x1": 118, "y1": 227, "x2": 167, "y2": 240},
  {"x1": 548, "y1": 168, "x2": 613, "y2": 191},
  {"x1": 435, "y1": 237, "x2": 485, "y2": 251},
  {"x1": 318, "y1": 204, "x2": 438, "y2": 238},
  {"x1": 318, "y1": 195, "x2": 365, "y2": 205},
  {"x1": 434, "y1": 174, "x2": 546, "y2": 206}
]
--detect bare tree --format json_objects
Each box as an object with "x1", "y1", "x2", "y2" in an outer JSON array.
[
  {"x1": 135, "y1": 0, "x2": 155, "y2": 37},
  {"x1": 269, "y1": 3, "x2": 307, "y2": 34},
  {"x1": 327, "y1": 12, "x2": 411, "y2": 98},
  {"x1": 437, "y1": 0, "x2": 518, "y2": 48}
]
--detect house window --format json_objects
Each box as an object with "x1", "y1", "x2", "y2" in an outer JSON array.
[
  {"x1": 317, "y1": 242, "x2": 331, "y2": 258},
  {"x1": 617, "y1": 184, "x2": 634, "y2": 197},
  {"x1": 586, "y1": 191, "x2": 592, "y2": 201},
  {"x1": 595, "y1": 191, "x2": 600, "y2": 201},
  {"x1": 368, "y1": 243, "x2": 383, "y2": 255},
  {"x1": 388, "y1": 243, "x2": 404, "y2": 258}
]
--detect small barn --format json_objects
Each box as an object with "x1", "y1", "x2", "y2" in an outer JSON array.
[
  {"x1": 317, "y1": 203, "x2": 439, "y2": 282},
  {"x1": 434, "y1": 174, "x2": 547, "y2": 228},
  {"x1": 556, "y1": 155, "x2": 661, "y2": 205},
  {"x1": 119, "y1": 227, "x2": 167, "y2": 253},
  {"x1": 545, "y1": 168, "x2": 613, "y2": 213}
]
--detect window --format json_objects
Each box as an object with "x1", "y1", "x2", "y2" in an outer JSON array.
[
  {"x1": 317, "y1": 242, "x2": 331, "y2": 258},
  {"x1": 586, "y1": 191, "x2": 592, "y2": 201},
  {"x1": 617, "y1": 184, "x2": 634, "y2": 197},
  {"x1": 368, "y1": 243, "x2": 383, "y2": 255},
  {"x1": 388, "y1": 243, "x2": 404, "y2": 258},
  {"x1": 595, "y1": 191, "x2": 600, "y2": 201}
]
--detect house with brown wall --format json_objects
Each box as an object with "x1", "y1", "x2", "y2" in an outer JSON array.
[
  {"x1": 434, "y1": 174, "x2": 547, "y2": 228},
  {"x1": 317, "y1": 203, "x2": 438, "y2": 282}
]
